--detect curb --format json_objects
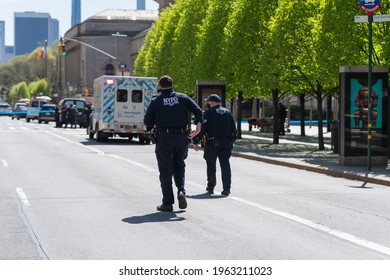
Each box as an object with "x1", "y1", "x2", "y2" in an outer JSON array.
[{"x1": 232, "y1": 152, "x2": 390, "y2": 187}]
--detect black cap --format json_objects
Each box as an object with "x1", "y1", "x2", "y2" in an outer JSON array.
[{"x1": 205, "y1": 94, "x2": 221, "y2": 103}]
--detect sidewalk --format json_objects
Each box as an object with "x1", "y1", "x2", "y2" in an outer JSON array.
[{"x1": 233, "y1": 123, "x2": 390, "y2": 187}]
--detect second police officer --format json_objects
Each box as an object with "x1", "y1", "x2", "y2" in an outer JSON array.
[
  {"x1": 144, "y1": 75, "x2": 202, "y2": 212},
  {"x1": 194, "y1": 94, "x2": 237, "y2": 196}
]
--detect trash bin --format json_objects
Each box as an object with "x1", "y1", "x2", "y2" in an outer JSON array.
[{"x1": 330, "y1": 120, "x2": 339, "y2": 153}]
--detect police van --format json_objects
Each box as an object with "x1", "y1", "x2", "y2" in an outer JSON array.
[{"x1": 89, "y1": 75, "x2": 157, "y2": 143}]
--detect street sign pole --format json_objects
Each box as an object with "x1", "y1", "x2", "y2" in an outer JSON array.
[
  {"x1": 368, "y1": 14, "x2": 373, "y2": 171},
  {"x1": 358, "y1": 0, "x2": 380, "y2": 171}
]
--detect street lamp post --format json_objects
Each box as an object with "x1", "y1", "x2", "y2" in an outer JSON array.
[
  {"x1": 44, "y1": 39, "x2": 48, "y2": 79},
  {"x1": 111, "y1": 32, "x2": 128, "y2": 75}
]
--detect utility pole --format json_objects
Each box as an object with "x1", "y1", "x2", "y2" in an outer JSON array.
[
  {"x1": 357, "y1": 0, "x2": 381, "y2": 171},
  {"x1": 44, "y1": 39, "x2": 48, "y2": 79},
  {"x1": 112, "y1": 32, "x2": 128, "y2": 76}
]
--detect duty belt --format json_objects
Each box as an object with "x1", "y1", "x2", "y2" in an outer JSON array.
[
  {"x1": 157, "y1": 127, "x2": 187, "y2": 134},
  {"x1": 206, "y1": 136, "x2": 230, "y2": 146}
]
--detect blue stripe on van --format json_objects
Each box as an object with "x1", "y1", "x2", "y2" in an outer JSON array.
[
  {"x1": 142, "y1": 80, "x2": 155, "y2": 91},
  {"x1": 103, "y1": 103, "x2": 115, "y2": 122}
]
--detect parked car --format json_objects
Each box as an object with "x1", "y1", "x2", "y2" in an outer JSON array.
[
  {"x1": 0, "y1": 103, "x2": 11, "y2": 116},
  {"x1": 12, "y1": 105, "x2": 28, "y2": 120},
  {"x1": 38, "y1": 104, "x2": 56, "y2": 124},
  {"x1": 26, "y1": 99, "x2": 47, "y2": 122},
  {"x1": 58, "y1": 98, "x2": 86, "y2": 128},
  {"x1": 11, "y1": 103, "x2": 28, "y2": 119}
]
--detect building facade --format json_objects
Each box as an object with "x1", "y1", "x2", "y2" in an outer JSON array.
[
  {"x1": 63, "y1": 9, "x2": 158, "y2": 97},
  {"x1": 61, "y1": 1, "x2": 175, "y2": 97},
  {"x1": 72, "y1": 0, "x2": 81, "y2": 27},
  {"x1": 4, "y1": 46, "x2": 14, "y2": 63},
  {"x1": 14, "y1": 12, "x2": 59, "y2": 56},
  {"x1": 0, "y1": 21, "x2": 5, "y2": 64},
  {"x1": 137, "y1": 0, "x2": 146, "y2": 10}
]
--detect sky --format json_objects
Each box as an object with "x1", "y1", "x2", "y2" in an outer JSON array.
[{"x1": 0, "y1": 0, "x2": 159, "y2": 46}]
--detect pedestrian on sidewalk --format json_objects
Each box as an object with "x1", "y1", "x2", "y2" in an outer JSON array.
[
  {"x1": 278, "y1": 103, "x2": 287, "y2": 136},
  {"x1": 193, "y1": 94, "x2": 237, "y2": 196},
  {"x1": 144, "y1": 75, "x2": 202, "y2": 212}
]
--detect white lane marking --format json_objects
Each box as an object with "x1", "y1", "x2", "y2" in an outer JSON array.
[
  {"x1": 46, "y1": 131, "x2": 74, "y2": 143},
  {"x1": 47, "y1": 132, "x2": 105, "y2": 155},
  {"x1": 2, "y1": 159, "x2": 8, "y2": 167},
  {"x1": 230, "y1": 196, "x2": 390, "y2": 257},
  {"x1": 16, "y1": 188, "x2": 31, "y2": 206},
  {"x1": 108, "y1": 154, "x2": 156, "y2": 172},
  {"x1": 46, "y1": 131, "x2": 152, "y2": 168},
  {"x1": 79, "y1": 144, "x2": 105, "y2": 155}
]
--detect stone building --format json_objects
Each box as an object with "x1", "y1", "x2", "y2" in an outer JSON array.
[
  {"x1": 62, "y1": 0, "x2": 175, "y2": 98},
  {"x1": 62, "y1": 9, "x2": 158, "y2": 97}
]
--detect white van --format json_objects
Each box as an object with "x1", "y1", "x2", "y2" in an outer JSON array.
[
  {"x1": 89, "y1": 75, "x2": 157, "y2": 143},
  {"x1": 26, "y1": 99, "x2": 48, "y2": 122}
]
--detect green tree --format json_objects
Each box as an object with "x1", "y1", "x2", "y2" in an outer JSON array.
[
  {"x1": 0, "y1": 42, "x2": 58, "y2": 99},
  {"x1": 8, "y1": 81, "x2": 30, "y2": 104},
  {"x1": 130, "y1": 0, "x2": 390, "y2": 150},
  {"x1": 220, "y1": 0, "x2": 278, "y2": 138},
  {"x1": 262, "y1": 0, "x2": 332, "y2": 149},
  {"x1": 30, "y1": 79, "x2": 49, "y2": 98},
  {"x1": 135, "y1": 3, "x2": 183, "y2": 79},
  {"x1": 317, "y1": 0, "x2": 368, "y2": 83},
  {"x1": 168, "y1": 0, "x2": 211, "y2": 94},
  {"x1": 193, "y1": 0, "x2": 235, "y2": 81}
]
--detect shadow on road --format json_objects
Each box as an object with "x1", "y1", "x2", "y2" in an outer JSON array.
[
  {"x1": 122, "y1": 211, "x2": 186, "y2": 224},
  {"x1": 80, "y1": 138, "x2": 150, "y2": 147},
  {"x1": 186, "y1": 193, "x2": 226, "y2": 200}
]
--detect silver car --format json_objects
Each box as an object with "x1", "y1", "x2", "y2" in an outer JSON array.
[{"x1": 0, "y1": 103, "x2": 11, "y2": 116}]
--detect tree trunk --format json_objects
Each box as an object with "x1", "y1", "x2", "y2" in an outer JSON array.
[
  {"x1": 230, "y1": 98, "x2": 235, "y2": 115},
  {"x1": 237, "y1": 92, "x2": 243, "y2": 139},
  {"x1": 299, "y1": 94, "x2": 306, "y2": 136},
  {"x1": 316, "y1": 85, "x2": 325, "y2": 151},
  {"x1": 272, "y1": 89, "x2": 280, "y2": 144}
]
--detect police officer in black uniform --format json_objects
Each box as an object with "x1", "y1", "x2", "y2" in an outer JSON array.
[
  {"x1": 144, "y1": 75, "x2": 202, "y2": 212},
  {"x1": 194, "y1": 94, "x2": 237, "y2": 196}
]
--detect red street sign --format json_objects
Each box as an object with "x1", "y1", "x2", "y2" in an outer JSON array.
[{"x1": 359, "y1": 0, "x2": 380, "y2": 15}]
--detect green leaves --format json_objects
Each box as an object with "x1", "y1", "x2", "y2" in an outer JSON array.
[{"x1": 135, "y1": 0, "x2": 390, "y2": 100}]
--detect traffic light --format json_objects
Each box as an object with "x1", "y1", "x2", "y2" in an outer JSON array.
[
  {"x1": 61, "y1": 44, "x2": 66, "y2": 56},
  {"x1": 57, "y1": 37, "x2": 66, "y2": 56}
]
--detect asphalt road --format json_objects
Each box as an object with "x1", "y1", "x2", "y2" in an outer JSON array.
[{"x1": 1, "y1": 116, "x2": 390, "y2": 260}]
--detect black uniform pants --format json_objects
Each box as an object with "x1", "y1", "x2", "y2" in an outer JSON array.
[
  {"x1": 204, "y1": 138, "x2": 232, "y2": 190},
  {"x1": 279, "y1": 117, "x2": 286, "y2": 135},
  {"x1": 155, "y1": 132, "x2": 189, "y2": 205}
]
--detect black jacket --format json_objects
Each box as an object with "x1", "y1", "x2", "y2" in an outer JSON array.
[
  {"x1": 144, "y1": 88, "x2": 202, "y2": 130},
  {"x1": 195, "y1": 105, "x2": 236, "y2": 143}
]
